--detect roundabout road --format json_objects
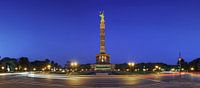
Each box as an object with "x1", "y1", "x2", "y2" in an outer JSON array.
[{"x1": 0, "y1": 73, "x2": 200, "y2": 88}]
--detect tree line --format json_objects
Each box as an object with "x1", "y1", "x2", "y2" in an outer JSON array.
[
  {"x1": 0, "y1": 57, "x2": 62, "y2": 72},
  {"x1": 1, "y1": 56, "x2": 200, "y2": 72}
]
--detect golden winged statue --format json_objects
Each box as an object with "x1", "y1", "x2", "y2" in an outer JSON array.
[{"x1": 99, "y1": 12, "x2": 105, "y2": 22}]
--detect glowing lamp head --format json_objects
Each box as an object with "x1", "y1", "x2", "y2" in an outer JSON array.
[
  {"x1": 128, "y1": 62, "x2": 135, "y2": 66},
  {"x1": 33, "y1": 68, "x2": 36, "y2": 71},
  {"x1": 47, "y1": 65, "x2": 51, "y2": 68},
  {"x1": 71, "y1": 61, "x2": 78, "y2": 66},
  {"x1": 24, "y1": 67, "x2": 27, "y2": 71},
  {"x1": 128, "y1": 62, "x2": 131, "y2": 66},
  {"x1": 181, "y1": 68, "x2": 184, "y2": 71},
  {"x1": 155, "y1": 65, "x2": 159, "y2": 69},
  {"x1": 191, "y1": 67, "x2": 194, "y2": 71},
  {"x1": 1, "y1": 66, "x2": 5, "y2": 70}
]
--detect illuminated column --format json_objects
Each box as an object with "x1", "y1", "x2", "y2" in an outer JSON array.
[
  {"x1": 100, "y1": 13, "x2": 106, "y2": 54},
  {"x1": 96, "y1": 12, "x2": 110, "y2": 64}
]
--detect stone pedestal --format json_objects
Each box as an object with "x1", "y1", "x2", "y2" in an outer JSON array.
[{"x1": 91, "y1": 64, "x2": 115, "y2": 72}]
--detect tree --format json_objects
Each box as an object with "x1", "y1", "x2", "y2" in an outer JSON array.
[
  {"x1": 0, "y1": 57, "x2": 18, "y2": 72},
  {"x1": 115, "y1": 63, "x2": 129, "y2": 71},
  {"x1": 45, "y1": 59, "x2": 50, "y2": 64},
  {"x1": 177, "y1": 57, "x2": 188, "y2": 71},
  {"x1": 189, "y1": 58, "x2": 200, "y2": 71},
  {"x1": 65, "y1": 61, "x2": 72, "y2": 70},
  {"x1": 18, "y1": 57, "x2": 30, "y2": 71},
  {"x1": 30, "y1": 60, "x2": 48, "y2": 71},
  {"x1": 30, "y1": 59, "x2": 62, "y2": 71},
  {"x1": 78, "y1": 64, "x2": 91, "y2": 71}
]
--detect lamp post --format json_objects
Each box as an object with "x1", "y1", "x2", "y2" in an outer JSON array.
[
  {"x1": 178, "y1": 58, "x2": 182, "y2": 72},
  {"x1": 178, "y1": 58, "x2": 182, "y2": 78},
  {"x1": 128, "y1": 62, "x2": 135, "y2": 72},
  {"x1": 70, "y1": 61, "x2": 78, "y2": 72},
  {"x1": 1, "y1": 66, "x2": 5, "y2": 72},
  {"x1": 33, "y1": 68, "x2": 36, "y2": 71},
  {"x1": 24, "y1": 67, "x2": 27, "y2": 71},
  {"x1": 15, "y1": 67, "x2": 18, "y2": 71},
  {"x1": 47, "y1": 65, "x2": 51, "y2": 71},
  {"x1": 1, "y1": 66, "x2": 5, "y2": 70},
  {"x1": 66, "y1": 61, "x2": 78, "y2": 77},
  {"x1": 155, "y1": 65, "x2": 159, "y2": 69},
  {"x1": 190, "y1": 67, "x2": 194, "y2": 71},
  {"x1": 154, "y1": 65, "x2": 161, "y2": 74}
]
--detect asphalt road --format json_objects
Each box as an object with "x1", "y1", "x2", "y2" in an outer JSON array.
[{"x1": 0, "y1": 73, "x2": 200, "y2": 88}]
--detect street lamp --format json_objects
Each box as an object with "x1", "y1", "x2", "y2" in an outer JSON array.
[
  {"x1": 155, "y1": 65, "x2": 159, "y2": 69},
  {"x1": 66, "y1": 61, "x2": 78, "y2": 76},
  {"x1": 33, "y1": 68, "x2": 36, "y2": 71},
  {"x1": 128, "y1": 62, "x2": 135, "y2": 72},
  {"x1": 190, "y1": 67, "x2": 194, "y2": 71},
  {"x1": 181, "y1": 68, "x2": 184, "y2": 71},
  {"x1": 154, "y1": 65, "x2": 161, "y2": 73},
  {"x1": 128, "y1": 62, "x2": 135, "y2": 66},
  {"x1": 71, "y1": 61, "x2": 78, "y2": 67},
  {"x1": 178, "y1": 58, "x2": 182, "y2": 72},
  {"x1": 171, "y1": 68, "x2": 175, "y2": 72},
  {"x1": 1, "y1": 66, "x2": 5, "y2": 70},
  {"x1": 15, "y1": 67, "x2": 18, "y2": 71},
  {"x1": 24, "y1": 67, "x2": 27, "y2": 71},
  {"x1": 47, "y1": 65, "x2": 51, "y2": 70},
  {"x1": 70, "y1": 61, "x2": 78, "y2": 72},
  {"x1": 71, "y1": 62, "x2": 77, "y2": 67}
]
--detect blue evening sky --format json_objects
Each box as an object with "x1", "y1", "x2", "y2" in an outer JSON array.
[{"x1": 0, "y1": 0, "x2": 200, "y2": 65}]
